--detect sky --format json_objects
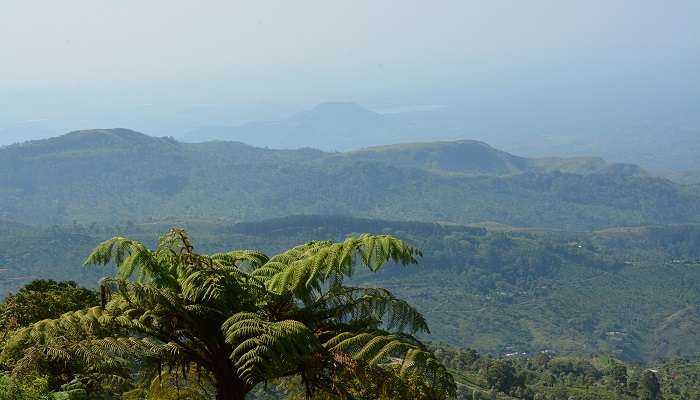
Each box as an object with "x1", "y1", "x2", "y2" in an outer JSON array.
[{"x1": 1, "y1": 0, "x2": 699, "y2": 145}]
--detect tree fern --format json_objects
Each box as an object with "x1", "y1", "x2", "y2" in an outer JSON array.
[{"x1": 2, "y1": 228, "x2": 453, "y2": 400}]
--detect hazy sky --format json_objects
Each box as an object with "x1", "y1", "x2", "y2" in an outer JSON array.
[{"x1": 1, "y1": 0, "x2": 699, "y2": 144}]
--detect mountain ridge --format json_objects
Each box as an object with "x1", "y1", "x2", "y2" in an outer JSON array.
[
  {"x1": 4, "y1": 128, "x2": 642, "y2": 177},
  {"x1": 0, "y1": 128, "x2": 697, "y2": 229}
]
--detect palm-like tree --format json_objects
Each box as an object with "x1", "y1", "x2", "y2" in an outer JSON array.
[{"x1": 2, "y1": 228, "x2": 454, "y2": 400}]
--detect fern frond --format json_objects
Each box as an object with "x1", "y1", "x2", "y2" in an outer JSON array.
[
  {"x1": 222, "y1": 312, "x2": 319, "y2": 384},
  {"x1": 255, "y1": 235, "x2": 420, "y2": 298},
  {"x1": 318, "y1": 286, "x2": 430, "y2": 334}
]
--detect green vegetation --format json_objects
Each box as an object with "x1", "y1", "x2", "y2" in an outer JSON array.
[
  {"x1": 0, "y1": 224, "x2": 699, "y2": 399},
  {"x1": 1, "y1": 129, "x2": 698, "y2": 230},
  {"x1": 0, "y1": 279, "x2": 98, "y2": 332},
  {"x1": 1, "y1": 229, "x2": 454, "y2": 400},
  {"x1": 433, "y1": 345, "x2": 700, "y2": 400},
  {"x1": 0, "y1": 374, "x2": 53, "y2": 400},
  {"x1": 2, "y1": 216, "x2": 700, "y2": 363},
  {"x1": 3, "y1": 283, "x2": 700, "y2": 400},
  {"x1": 1, "y1": 130, "x2": 699, "y2": 397}
]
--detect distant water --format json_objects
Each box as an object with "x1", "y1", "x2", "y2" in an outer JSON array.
[{"x1": 374, "y1": 104, "x2": 447, "y2": 114}]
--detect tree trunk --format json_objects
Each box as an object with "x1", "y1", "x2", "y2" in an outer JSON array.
[
  {"x1": 210, "y1": 344, "x2": 251, "y2": 400},
  {"x1": 215, "y1": 375, "x2": 249, "y2": 400},
  {"x1": 212, "y1": 358, "x2": 250, "y2": 400}
]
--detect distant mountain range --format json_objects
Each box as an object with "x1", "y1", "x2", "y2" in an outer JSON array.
[
  {"x1": 181, "y1": 102, "x2": 411, "y2": 150},
  {"x1": 1, "y1": 128, "x2": 698, "y2": 229},
  {"x1": 180, "y1": 101, "x2": 700, "y2": 179}
]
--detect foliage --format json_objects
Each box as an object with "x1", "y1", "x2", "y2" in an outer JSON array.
[
  {"x1": 0, "y1": 280, "x2": 98, "y2": 330},
  {"x1": 1, "y1": 229, "x2": 454, "y2": 400},
  {"x1": 2, "y1": 216, "x2": 700, "y2": 363},
  {"x1": 638, "y1": 370, "x2": 661, "y2": 400},
  {"x1": 0, "y1": 373, "x2": 52, "y2": 400},
  {"x1": 2, "y1": 280, "x2": 700, "y2": 399},
  {"x1": 483, "y1": 360, "x2": 520, "y2": 392},
  {"x1": 605, "y1": 362, "x2": 627, "y2": 386},
  {"x1": 0, "y1": 280, "x2": 103, "y2": 394},
  {"x1": 1, "y1": 129, "x2": 699, "y2": 230},
  {"x1": 433, "y1": 345, "x2": 700, "y2": 400}
]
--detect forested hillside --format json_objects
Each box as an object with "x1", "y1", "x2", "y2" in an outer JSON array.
[
  {"x1": 2, "y1": 215, "x2": 699, "y2": 363},
  {"x1": 251, "y1": 345, "x2": 700, "y2": 400},
  {"x1": 1, "y1": 133, "x2": 698, "y2": 396},
  {"x1": 179, "y1": 102, "x2": 700, "y2": 181},
  {"x1": 1, "y1": 129, "x2": 698, "y2": 229}
]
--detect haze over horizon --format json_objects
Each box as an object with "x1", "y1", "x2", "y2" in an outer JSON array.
[{"x1": 1, "y1": 1, "x2": 699, "y2": 172}]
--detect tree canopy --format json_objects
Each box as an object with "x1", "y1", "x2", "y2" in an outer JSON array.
[{"x1": 1, "y1": 228, "x2": 454, "y2": 400}]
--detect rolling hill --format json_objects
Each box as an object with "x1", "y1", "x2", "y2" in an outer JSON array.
[{"x1": 1, "y1": 128, "x2": 698, "y2": 229}]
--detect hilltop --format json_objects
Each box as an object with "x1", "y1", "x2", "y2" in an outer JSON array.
[{"x1": 347, "y1": 140, "x2": 625, "y2": 176}]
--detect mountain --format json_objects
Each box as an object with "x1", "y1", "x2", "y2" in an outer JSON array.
[
  {"x1": 181, "y1": 102, "x2": 409, "y2": 150},
  {"x1": 347, "y1": 140, "x2": 530, "y2": 175},
  {"x1": 0, "y1": 128, "x2": 698, "y2": 229},
  {"x1": 347, "y1": 140, "x2": 626, "y2": 176},
  {"x1": 178, "y1": 102, "x2": 700, "y2": 180},
  {"x1": 2, "y1": 215, "x2": 699, "y2": 362},
  {"x1": 498, "y1": 120, "x2": 700, "y2": 177}
]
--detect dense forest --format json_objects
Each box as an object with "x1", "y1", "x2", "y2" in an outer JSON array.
[
  {"x1": 1, "y1": 129, "x2": 699, "y2": 230},
  {"x1": 1, "y1": 230, "x2": 698, "y2": 399},
  {"x1": 1, "y1": 230, "x2": 456, "y2": 400},
  {"x1": 1, "y1": 215, "x2": 699, "y2": 364},
  {"x1": 253, "y1": 345, "x2": 700, "y2": 400}
]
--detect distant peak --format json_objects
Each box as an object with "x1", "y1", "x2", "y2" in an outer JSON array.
[
  {"x1": 62, "y1": 128, "x2": 151, "y2": 139},
  {"x1": 356, "y1": 139, "x2": 496, "y2": 153},
  {"x1": 3, "y1": 128, "x2": 178, "y2": 154},
  {"x1": 53, "y1": 128, "x2": 178, "y2": 147},
  {"x1": 282, "y1": 101, "x2": 386, "y2": 128},
  {"x1": 347, "y1": 139, "x2": 529, "y2": 176}
]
